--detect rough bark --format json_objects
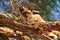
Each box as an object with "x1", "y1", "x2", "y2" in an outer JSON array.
[{"x1": 0, "y1": 14, "x2": 60, "y2": 40}]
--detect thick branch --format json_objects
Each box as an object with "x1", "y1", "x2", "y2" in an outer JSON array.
[{"x1": 0, "y1": 15, "x2": 60, "y2": 40}]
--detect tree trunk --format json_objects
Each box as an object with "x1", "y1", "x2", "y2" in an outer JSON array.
[{"x1": 0, "y1": 14, "x2": 60, "y2": 40}]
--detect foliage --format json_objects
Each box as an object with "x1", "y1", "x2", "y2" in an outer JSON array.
[
  {"x1": 28, "y1": 0, "x2": 60, "y2": 21},
  {"x1": 0, "y1": 0, "x2": 60, "y2": 20}
]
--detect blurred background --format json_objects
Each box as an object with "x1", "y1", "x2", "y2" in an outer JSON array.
[{"x1": 0, "y1": 0, "x2": 60, "y2": 21}]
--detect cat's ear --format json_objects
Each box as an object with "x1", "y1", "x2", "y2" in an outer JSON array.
[{"x1": 19, "y1": 6, "x2": 24, "y2": 12}]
